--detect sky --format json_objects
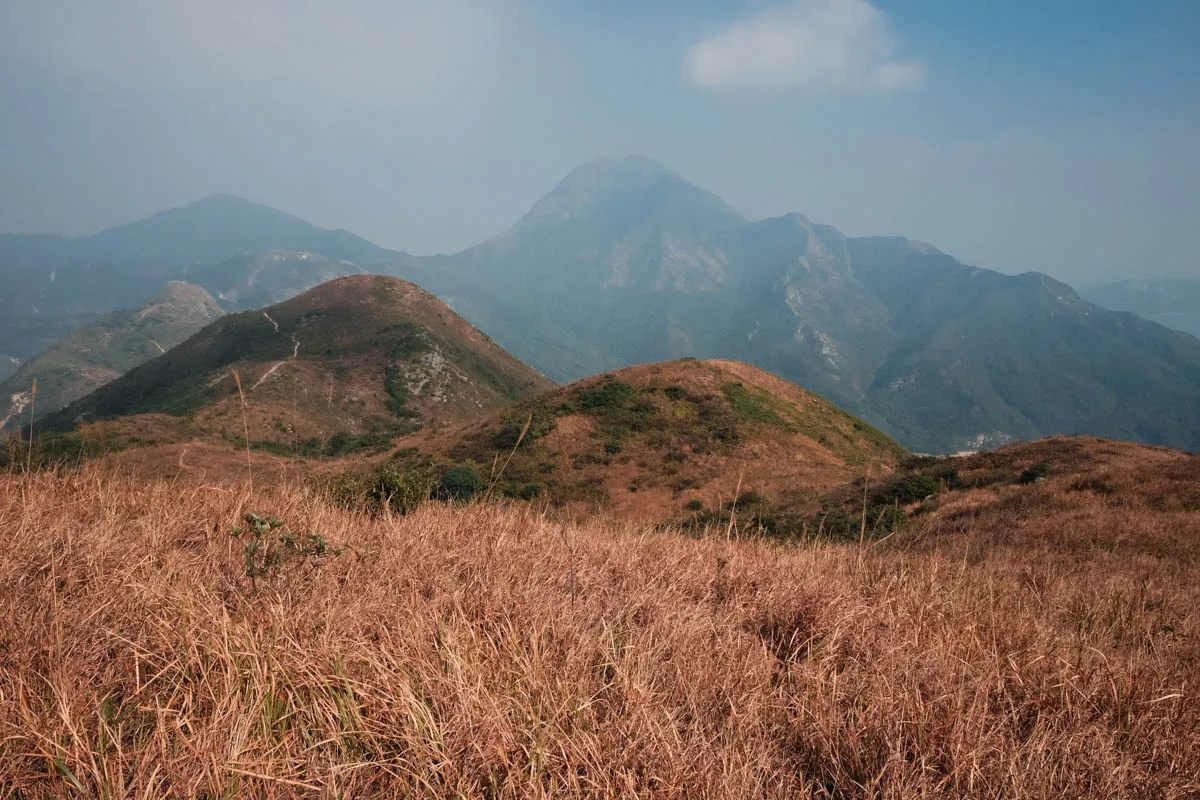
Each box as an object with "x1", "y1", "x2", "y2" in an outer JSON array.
[{"x1": 1, "y1": 0, "x2": 1198, "y2": 286}]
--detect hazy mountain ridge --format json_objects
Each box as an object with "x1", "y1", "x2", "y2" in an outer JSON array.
[
  {"x1": 0, "y1": 195, "x2": 403, "y2": 360},
  {"x1": 0, "y1": 282, "x2": 224, "y2": 430},
  {"x1": 1082, "y1": 278, "x2": 1200, "y2": 339}
]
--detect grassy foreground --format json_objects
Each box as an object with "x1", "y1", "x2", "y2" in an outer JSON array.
[{"x1": 1, "y1": 465, "x2": 1197, "y2": 798}]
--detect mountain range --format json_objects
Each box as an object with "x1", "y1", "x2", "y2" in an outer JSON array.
[
  {"x1": 6, "y1": 156, "x2": 1200, "y2": 453},
  {"x1": 403, "y1": 157, "x2": 1200, "y2": 453}
]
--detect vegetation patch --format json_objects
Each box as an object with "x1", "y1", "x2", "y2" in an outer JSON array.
[{"x1": 721, "y1": 382, "x2": 791, "y2": 430}]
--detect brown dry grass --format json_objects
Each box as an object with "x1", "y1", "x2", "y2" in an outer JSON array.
[{"x1": 1, "y1": 461, "x2": 1198, "y2": 798}]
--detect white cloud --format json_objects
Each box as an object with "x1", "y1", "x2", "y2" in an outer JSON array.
[{"x1": 684, "y1": 0, "x2": 925, "y2": 91}]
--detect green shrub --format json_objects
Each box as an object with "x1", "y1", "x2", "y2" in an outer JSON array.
[
  {"x1": 518, "y1": 482, "x2": 546, "y2": 500},
  {"x1": 578, "y1": 381, "x2": 637, "y2": 411},
  {"x1": 604, "y1": 440, "x2": 623, "y2": 455},
  {"x1": 871, "y1": 474, "x2": 940, "y2": 506},
  {"x1": 229, "y1": 512, "x2": 342, "y2": 587},
  {"x1": 320, "y1": 464, "x2": 435, "y2": 515},
  {"x1": 438, "y1": 465, "x2": 486, "y2": 501},
  {"x1": 664, "y1": 385, "x2": 687, "y2": 401},
  {"x1": 1019, "y1": 461, "x2": 1052, "y2": 485},
  {"x1": 684, "y1": 498, "x2": 705, "y2": 512}
]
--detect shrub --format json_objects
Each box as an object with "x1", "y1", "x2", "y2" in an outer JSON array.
[
  {"x1": 578, "y1": 381, "x2": 637, "y2": 411},
  {"x1": 871, "y1": 474, "x2": 940, "y2": 507},
  {"x1": 1019, "y1": 461, "x2": 1053, "y2": 485},
  {"x1": 664, "y1": 385, "x2": 687, "y2": 401},
  {"x1": 518, "y1": 482, "x2": 546, "y2": 500},
  {"x1": 604, "y1": 440, "x2": 623, "y2": 455},
  {"x1": 438, "y1": 465, "x2": 486, "y2": 501},
  {"x1": 684, "y1": 498, "x2": 705, "y2": 512},
  {"x1": 320, "y1": 464, "x2": 435, "y2": 515},
  {"x1": 229, "y1": 512, "x2": 342, "y2": 587}
]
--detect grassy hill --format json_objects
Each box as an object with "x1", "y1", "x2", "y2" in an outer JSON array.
[
  {"x1": 38, "y1": 275, "x2": 554, "y2": 458},
  {"x1": 382, "y1": 358, "x2": 905, "y2": 520},
  {"x1": 0, "y1": 281, "x2": 224, "y2": 430}
]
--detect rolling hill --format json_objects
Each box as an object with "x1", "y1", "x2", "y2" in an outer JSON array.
[
  {"x1": 383, "y1": 358, "x2": 904, "y2": 521},
  {"x1": 39, "y1": 275, "x2": 554, "y2": 457},
  {"x1": 0, "y1": 281, "x2": 224, "y2": 430}
]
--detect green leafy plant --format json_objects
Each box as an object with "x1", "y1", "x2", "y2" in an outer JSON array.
[{"x1": 229, "y1": 513, "x2": 342, "y2": 587}]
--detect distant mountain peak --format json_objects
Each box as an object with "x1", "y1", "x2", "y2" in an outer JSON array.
[{"x1": 510, "y1": 155, "x2": 744, "y2": 237}]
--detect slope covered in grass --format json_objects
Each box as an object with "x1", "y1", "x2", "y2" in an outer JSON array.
[
  {"x1": 395, "y1": 358, "x2": 904, "y2": 521},
  {"x1": 0, "y1": 461, "x2": 1196, "y2": 797}
]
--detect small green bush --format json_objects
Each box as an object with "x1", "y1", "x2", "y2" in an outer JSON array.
[
  {"x1": 518, "y1": 482, "x2": 546, "y2": 500},
  {"x1": 229, "y1": 512, "x2": 342, "y2": 587},
  {"x1": 578, "y1": 381, "x2": 637, "y2": 411},
  {"x1": 872, "y1": 474, "x2": 940, "y2": 506},
  {"x1": 320, "y1": 464, "x2": 435, "y2": 515},
  {"x1": 438, "y1": 465, "x2": 486, "y2": 501},
  {"x1": 1019, "y1": 461, "x2": 1052, "y2": 485}
]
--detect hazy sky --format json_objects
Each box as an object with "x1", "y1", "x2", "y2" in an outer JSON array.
[{"x1": 1, "y1": 0, "x2": 1198, "y2": 285}]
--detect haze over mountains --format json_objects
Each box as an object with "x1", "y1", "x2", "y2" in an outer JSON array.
[{"x1": 5, "y1": 156, "x2": 1200, "y2": 453}]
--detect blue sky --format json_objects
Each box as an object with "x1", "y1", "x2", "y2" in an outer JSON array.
[{"x1": 1, "y1": 0, "x2": 1197, "y2": 285}]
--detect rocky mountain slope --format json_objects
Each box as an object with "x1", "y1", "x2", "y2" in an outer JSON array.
[
  {"x1": 39, "y1": 276, "x2": 554, "y2": 457},
  {"x1": 0, "y1": 282, "x2": 223, "y2": 430}
]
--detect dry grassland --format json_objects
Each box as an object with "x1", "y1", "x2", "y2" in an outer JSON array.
[{"x1": 1, "y1": 452, "x2": 1197, "y2": 797}]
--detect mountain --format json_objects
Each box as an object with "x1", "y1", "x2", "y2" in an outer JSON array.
[
  {"x1": 12, "y1": 162, "x2": 1200, "y2": 453},
  {"x1": 0, "y1": 195, "x2": 400, "y2": 361},
  {"x1": 383, "y1": 358, "x2": 904, "y2": 520},
  {"x1": 39, "y1": 275, "x2": 554, "y2": 457},
  {"x1": 1082, "y1": 279, "x2": 1200, "y2": 339},
  {"x1": 0, "y1": 282, "x2": 224, "y2": 430},
  {"x1": 401, "y1": 156, "x2": 1200, "y2": 453}
]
